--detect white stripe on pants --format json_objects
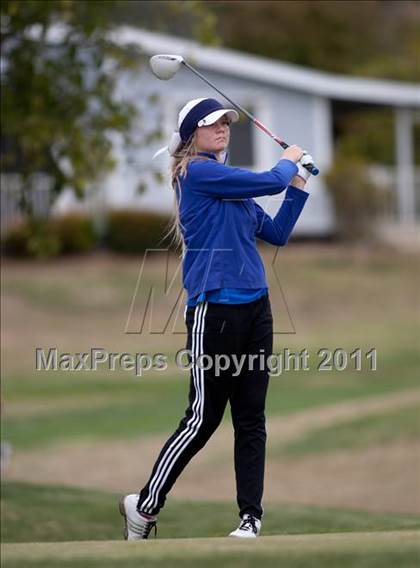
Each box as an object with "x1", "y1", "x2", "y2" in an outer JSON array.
[{"x1": 141, "y1": 302, "x2": 208, "y2": 513}]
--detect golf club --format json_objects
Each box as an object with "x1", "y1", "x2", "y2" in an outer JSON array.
[{"x1": 149, "y1": 54, "x2": 320, "y2": 176}]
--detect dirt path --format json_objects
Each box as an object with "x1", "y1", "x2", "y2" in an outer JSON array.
[{"x1": 4, "y1": 389, "x2": 420, "y2": 514}]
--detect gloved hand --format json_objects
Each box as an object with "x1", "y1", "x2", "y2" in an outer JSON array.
[{"x1": 296, "y1": 153, "x2": 314, "y2": 182}]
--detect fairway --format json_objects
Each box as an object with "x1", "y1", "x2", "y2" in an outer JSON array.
[
  {"x1": 2, "y1": 531, "x2": 420, "y2": 568},
  {"x1": 2, "y1": 249, "x2": 419, "y2": 566}
]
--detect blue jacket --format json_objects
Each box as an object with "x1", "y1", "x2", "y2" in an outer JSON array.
[{"x1": 175, "y1": 153, "x2": 309, "y2": 302}]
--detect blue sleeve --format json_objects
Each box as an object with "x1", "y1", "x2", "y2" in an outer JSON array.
[
  {"x1": 254, "y1": 185, "x2": 309, "y2": 246},
  {"x1": 187, "y1": 158, "x2": 298, "y2": 199}
]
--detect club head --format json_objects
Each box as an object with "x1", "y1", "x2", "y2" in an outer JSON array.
[{"x1": 149, "y1": 54, "x2": 184, "y2": 80}]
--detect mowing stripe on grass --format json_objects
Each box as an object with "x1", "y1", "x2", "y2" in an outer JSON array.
[{"x1": 2, "y1": 531, "x2": 420, "y2": 568}]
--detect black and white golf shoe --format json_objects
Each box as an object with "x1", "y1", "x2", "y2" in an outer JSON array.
[
  {"x1": 119, "y1": 494, "x2": 157, "y2": 540},
  {"x1": 229, "y1": 514, "x2": 261, "y2": 538}
]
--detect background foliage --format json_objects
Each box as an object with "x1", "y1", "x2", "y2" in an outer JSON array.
[
  {"x1": 1, "y1": 0, "x2": 418, "y2": 245},
  {"x1": 1, "y1": 0, "x2": 139, "y2": 215},
  {"x1": 111, "y1": 0, "x2": 419, "y2": 82}
]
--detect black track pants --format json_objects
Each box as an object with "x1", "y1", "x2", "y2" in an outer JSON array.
[{"x1": 138, "y1": 295, "x2": 273, "y2": 520}]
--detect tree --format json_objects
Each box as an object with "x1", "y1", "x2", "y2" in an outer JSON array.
[
  {"x1": 204, "y1": 0, "x2": 419, "y2": 82},
  {"x1": 109, "y1": 1, "x2": 220, "y2": 47},
  {"x1": 109, "y1": 1, "x2": 419, "y2": 82},
  {"x1": 1, "y1": 0, "x2": 140, "y2": 218}
]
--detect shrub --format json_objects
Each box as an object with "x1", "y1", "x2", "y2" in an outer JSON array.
[
  {"x1": 48, "y1": 213, "x2": 96, "y2": 254},
  {"x1": 324, "y1": 157, "x2": 385, "y2": 241},
  {"x1": 2, "y1": 213, "x2": 96, "y2": 258},
  {"x1": 2, "y1": 222, "x2": 33, "y2": 257},
  {"x1": 105, "y1": 209, "x2": 174, "y2": 253},
  {"x1": 2, "y1": 220, "x2": 61, "y2": 258}
]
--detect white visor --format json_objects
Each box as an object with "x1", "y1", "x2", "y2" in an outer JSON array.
[{"x1": 197, "y1": 108, "x2": 239, "y2": 127}]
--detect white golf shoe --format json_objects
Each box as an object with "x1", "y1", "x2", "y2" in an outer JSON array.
[
  {"x1": 229, "y1": 514, "x2": 261, "y2": 538},
  {"x1": 119, "y1": 494, "x2": 157, "y2": 540}
]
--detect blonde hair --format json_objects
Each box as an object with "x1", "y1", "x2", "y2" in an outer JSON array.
[{"x1": 160, "y1": 132, "x2": 210, "y2": 255}]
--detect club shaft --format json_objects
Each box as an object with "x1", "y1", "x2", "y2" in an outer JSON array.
[
  {"x1": 181, "y1": 60, "x2": 319, "y2": 175},
  {"x1": 182, "y1": 61, "x2": 255, "y2": 121},
  {"x1": 183, "y1": 61, "x2": 284, "y2": 141}
]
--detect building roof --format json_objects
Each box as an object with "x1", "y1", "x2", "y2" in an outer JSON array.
[{"x1": 112, "y1": 27, "x2": 420, "y2": 108}]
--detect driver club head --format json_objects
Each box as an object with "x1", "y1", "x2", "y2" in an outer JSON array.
[{"x1": 149, "y1": 54, "x2": 184, "y2": 80}]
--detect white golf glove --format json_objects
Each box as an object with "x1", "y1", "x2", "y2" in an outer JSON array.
[{"x1": 296, "y1": 153, "x2": 314, "y2": 182}]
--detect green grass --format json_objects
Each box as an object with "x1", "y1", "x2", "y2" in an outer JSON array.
[
  {"x1": 270, "y1": 404, "x2": 420, "y2": 457},
  {"x1": 2, "y1": 533, "x2": 420, "y2": 568},
  {"x1": 2, "y1": 249, "x2": 419, "y2": 450},
  {"x1": 2, "y1": 482, "x2": 420, "y2": 545},
  {"x1": 2, "y1": 343, "x2": 419, "y2": 450},
  {"x1": 2, "y1": 375, "x2": 190, "y2": 448},
  {"x1": 2, "y1": 252, "x2": 420, "y2": 566}
]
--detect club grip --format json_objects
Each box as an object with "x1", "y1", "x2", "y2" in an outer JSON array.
[
  {"x1": 305, "y1": 163, "x2": 320, "y2": 176},
  {"x1": 276, "y1": 140, "x2": 319, "y2": 176}
]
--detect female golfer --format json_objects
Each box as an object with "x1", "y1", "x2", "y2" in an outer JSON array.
[{"x1": 120, "y1": 98, "x2": 312, "y2": 539}]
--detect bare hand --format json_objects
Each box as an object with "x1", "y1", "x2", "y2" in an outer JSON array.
[{"x1": 281, "y1": 145, "x2": 303, "y2": 163}]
